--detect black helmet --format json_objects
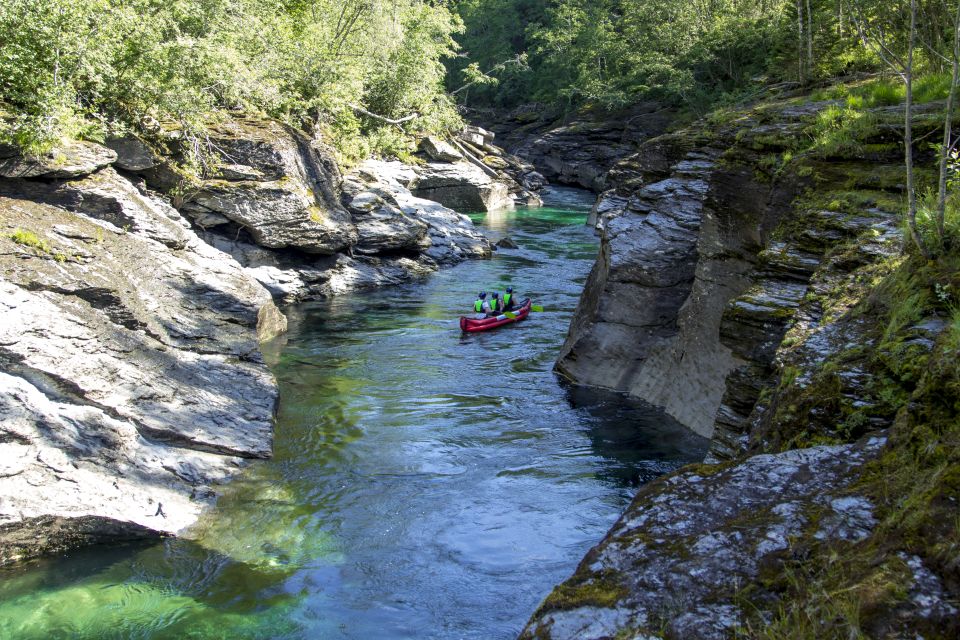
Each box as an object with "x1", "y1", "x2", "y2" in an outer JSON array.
[
  {"x1": 479, "y1": 291, "x2": 486, "y2": 298},
  {"x1": 506, "y1": 287, "x2": 513, "y2": 293}
]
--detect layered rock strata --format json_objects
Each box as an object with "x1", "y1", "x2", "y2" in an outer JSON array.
[
  {"x1": 479, "y1": 102, "x2": 676, "y2": 191},
  {"x1": 0, "y1": 115, "x2": 524, "y2": 565},
  {"x1": 556, "y1": 127, "x2": 799, "y2": 437},
  {"x1": 528, "y1": 93, "x2": 958, "y2": 638},
  {"x1": 204, "y1": 159, "x2": 490, "y2": 304},
  {"x1": 105, "y1": 117, "x2": 507, "y2": 304},
  {"x1": 0, "y1": 145, "x2": 285, "y2": 565}
]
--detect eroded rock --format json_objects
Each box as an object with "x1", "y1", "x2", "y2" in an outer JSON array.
[
  {"x1": 412, "y1": 161, "x2": 515, "y2": 212},
  {"x1": 178, "y1": 117, "x2": 357, "y2": 254},
  {"x1": 521, "y1": 436, "x2": 889, "y2": 640},
  {"x1": 0, "y1": 169, "x2": 284, "y2": 563},
  {"x1": 0, "y1": 141, "x2": 117, "y2": 179}
]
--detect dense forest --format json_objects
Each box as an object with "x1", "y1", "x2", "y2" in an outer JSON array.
[
  {"x1": 0, "y1": 0, "x2": 464, "y2": 162},
  {"x1": 1, "y1": 2, "x2": 956, "y2": 136},
  {"x1": 449, "y1": 0, "x2": 957, "y2": 112},
  {"x1": 0, "y1": 0, "x2": 957, "y2": 247}
]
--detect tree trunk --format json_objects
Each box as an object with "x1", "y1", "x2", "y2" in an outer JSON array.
[
  {"x1": 905, "y1": 0, "x2": 930, "y2": 258},
  {"x1": 797, "y1": 0, "x2": 805, "y2": 82},
  {"x1": 348, "y1": 104, "x2": 419, "y2": 126},
  {"x1": 806, "y1": 0, "x2": 815, "y2": 72},
  {"x1": 936, "y1": 1, "x2": 960, "y2": 243}
]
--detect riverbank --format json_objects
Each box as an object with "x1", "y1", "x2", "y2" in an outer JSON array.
[
  {"x1": 521, "y1": 83, "x2": 960, "y2": 638},
  {"x1": 0, "y1": 117, "x2": 538, "y2": 565}
]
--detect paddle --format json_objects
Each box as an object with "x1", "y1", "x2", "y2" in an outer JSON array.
[{"x1": 503, "y1": 305, "x2": 543, "y2": 319}]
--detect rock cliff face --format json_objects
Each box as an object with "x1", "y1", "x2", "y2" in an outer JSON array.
[
  {"x1": 525, "y1": 92, "x2": 959, "y2": 637},
  {"x1": 555, "y1": 123, "x2": 800, "y2": 437},
  {"x1": 104, "y1": 117, "x2": 524, "y2": 304},
  {"x1": 479, "y1": 102, "x2": 677, "y2": 191},
  {"x1": 0, "y1": 114, "x2": 520, "y2": 564},
  {"x1": 0, "y1": 145, "x2": 285, "y2": 565}
]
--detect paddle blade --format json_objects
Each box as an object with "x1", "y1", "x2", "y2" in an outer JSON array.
[
  {"x1": 531, "y1": 305, "x2": 543, "y2": 312},
  {"x1": 503, "y1": 312, "x2": 517, "y2": 319}
]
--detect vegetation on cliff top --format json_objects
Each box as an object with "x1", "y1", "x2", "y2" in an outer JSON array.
[
  {"x1": 0, "y1": 0, "x2": 463, "y2": 162},
  {"x1": 450, "y1": 0, "x2": 958, "y2": 114}
]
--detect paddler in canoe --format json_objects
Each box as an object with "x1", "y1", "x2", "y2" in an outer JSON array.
[
  {"x1": 501, "y1": 287, "x2": 516, "y2": 311},
  {"x1": 473, "y1": 291, "x2": 494, "y2": 318},
  {"x1": 472, "y1": 288, "x2": 518, "y2": 318}
]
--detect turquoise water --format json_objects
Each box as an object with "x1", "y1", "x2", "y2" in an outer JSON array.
[{"x1": 0, "y1": 187, "x2": 708, "y2": 639}]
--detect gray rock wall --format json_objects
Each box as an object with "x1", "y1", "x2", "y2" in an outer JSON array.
[
  {"x1": 556, "y1": 132, "x2": 797, "y2": 438},
  {"x1": 0, "y1": 147, "x2": 285, "y2": 565},
  {"x1": 526, "y1": 93, "x2": 959, "y2": 640},
  {"x1": 479, "y1": 102, "x2": 676, "y2": 192}
]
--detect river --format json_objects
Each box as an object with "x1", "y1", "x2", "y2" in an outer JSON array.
[{"x1": 0, "y1": 187, "x2": 707, "y2": 639}]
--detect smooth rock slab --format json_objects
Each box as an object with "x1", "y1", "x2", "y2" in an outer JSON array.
[
  {"x1": 412, "y1": 161, "x2": 514, "y2": 212},
  {"x1": 420, "y1": 136, "x2": 463, "y2": 162},
  {"x1": 0, "y1": 172, "x2": 283, "y2": 563},
  {"x1": 186, "y1": 179, "x2": 356, "y2": 253},
  {"x1": 0, "y1": 141, "x2": 117, "y2": 179}
]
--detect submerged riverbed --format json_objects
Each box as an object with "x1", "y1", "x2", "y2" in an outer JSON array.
[{"x1": 0, "y1": 187, "x2": 707, "y2": 639}]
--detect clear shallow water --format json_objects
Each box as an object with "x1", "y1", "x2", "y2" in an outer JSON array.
[{"x1": 0, "y1": 187, "x2": 708, "y2": 639}]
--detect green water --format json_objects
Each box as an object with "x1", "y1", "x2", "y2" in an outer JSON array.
[{"x1": 0, "y1": 187, "x2": 708, "y2": 639}]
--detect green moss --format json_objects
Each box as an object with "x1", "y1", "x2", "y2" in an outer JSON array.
[{"x1": 536, "y1": 568, "x2": 629, "y2": 614}]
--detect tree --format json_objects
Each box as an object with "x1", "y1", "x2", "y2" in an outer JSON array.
[{"x1": 849, "y1": 0, "x2": 930, "y2": 257}]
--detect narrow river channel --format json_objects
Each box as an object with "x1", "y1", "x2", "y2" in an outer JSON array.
[{"x1": 0, "y1": 187, "x2": 708, "y2": 639}]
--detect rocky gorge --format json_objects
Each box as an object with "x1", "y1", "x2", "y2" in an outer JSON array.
[
  {"x1": 0, "y1": 79, "x2": 957, "y2": 640},
  {"x1": 0, "y1": 117, "x2": 537, "y2": 565},
  {"x1": 519, "y1": 90, "x2": 960, "y2": 637}
]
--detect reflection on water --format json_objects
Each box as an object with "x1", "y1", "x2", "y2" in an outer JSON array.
[{"x1": 0, "y1": 187, "x2": 708, "y2": 639}]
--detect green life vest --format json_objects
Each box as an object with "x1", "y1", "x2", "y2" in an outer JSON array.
[
  {"x1": 474, "y1": 299, "x2": 484, "y2": 312},
  {"x1": 503, "y1": 293, "x2": 513, "y2": 307},
  {"x1": 489, "y1": 296, "x2": 499, "y2": 312}
]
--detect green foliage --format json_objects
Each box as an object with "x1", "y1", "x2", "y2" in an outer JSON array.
[
  {"x1": 9, "y1": 228, "x2": 50, "y2": 252},
  {"x1": 451, "y1": 0, "x2": 958, "y2": 117},
  {"x1": 916, "y1": 188, "x2": 960, "y2": 255},
  {"x1": 0, "y1": 0, "x2": 464, "y2": 158},
  {"x1": 806, "y1": 104, "x2": 879, "y2": 158}
]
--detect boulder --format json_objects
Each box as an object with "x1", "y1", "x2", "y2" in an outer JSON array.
[
  {"x1": 105, "y1": 134, "x2": 157, "y2": 172},
  {"x1": 420, "y1": 136, "x2": 463, "y2": 162},
  {"x1": 351, "y1": 199, "x2": 431, "y2": 255},
  {"x1": 521, "y1": 436, "x2": 892, "y2": 639},
  {"x1": 0, "y1": 141, "x2": 117, "y2": 179},
  {"x1": 183, "y1": 179, "x2": 357, "y2": 253},
  {"x1": 412, "y1": 161, "x2": 514, "y2": 212},
  {"x1": 521, "y1": 170, "x2": 547, "y2": 191},
  {"x1": 460, "y1": 124, "x2": 494, "y2": 147},
  {"x1": 351, "y1": 159, "x2": 491, "y2": 264},
  {"x1": 199, "y1": 158, "x2": 491, "y2": 304},
  {"x1": 176, "y1": 116, "x2": 357, "y2": 254}
]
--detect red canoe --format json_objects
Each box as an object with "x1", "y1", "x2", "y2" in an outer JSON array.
[{"x1": 460, "y1": 298, "x2": 532, "y2": 333}]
